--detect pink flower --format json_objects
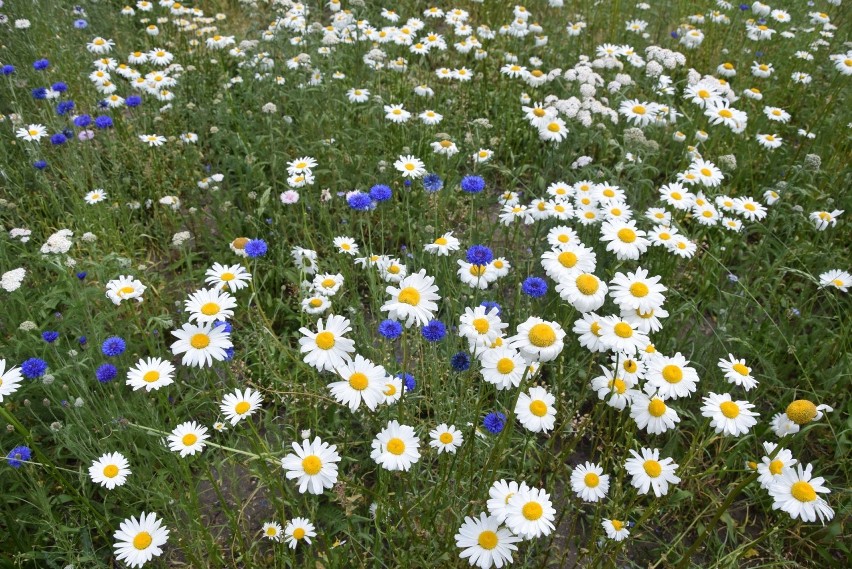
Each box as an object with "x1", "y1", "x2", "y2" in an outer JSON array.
[{"x1": 280, "y1": 190, "x2": 300, "y2": 204}]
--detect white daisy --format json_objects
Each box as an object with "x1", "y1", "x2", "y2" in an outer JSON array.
[
  {"x1": 88, "y1": 452, "x2": 131, "y2": 489},
  {"x1": 455, "y1": 513, "x2": 521, "y2": 569},
  {"x1": 219, "y1": 388, "x2": 263, "y2": 425},
  {"x1": 126, "y1": 357, "x2": 175, "y2": 392},
  {"x1": 429, "y1": 423, "x2": 464, "y2": 454},
  {"x1": 113, "y1": 512, "x2": 169, "y2": 568},
  {"x1": 170, "y1": 322, "x2": 232, "y2": 368},
  {"x1": 700, "y1": 392, "x2": 759, "y2": 436},
  {"x1": 505, "y1": 486, "x2": 556, "y2": 539},
  {"x1": 769, "y1": 463, "x2": 834, "y2": 523},
  {"x1": 624, "y1": 448, "x2": 681, "y2": 497},
  {"x1": 515, "y1": 386, "x2": 557, "y2": 433},
  {"x1": 167, "y1": 421, "x2": 209, "y2": 457},
  {"x1": 371, "y1": 420, "x2": 421, "y2": 471},
  {"x1": 298, "y1": 315, "x2": 356, "y2": 372},
  {"x1": 329, "y1": 354, "x2": 386, "y2": 412},
  {"x1": 281, "y1": 437, "x2": 341, "y2": 495},
  {"x1": 570, "y1": 462, "x2": 609, "y2": 503}
]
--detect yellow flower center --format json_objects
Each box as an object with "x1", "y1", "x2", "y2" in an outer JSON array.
[
  {"x1": 190, "y1": 334, "x2": 210, "y2": 349},
  {"x1": 234, "y1": 401, "x2": 250, "y2": 415},
  {"x1": 478, "y1": 530, "x2": 498, "y2": 550},
  {"x1": 558, "y1": 234, "x2": 569, "y2": 243},
  {"x1": 719, "y1": 109, "x2": 733, "y2": 118},
  {"x1": 832, "y1": 279, "x2": 843, "y2": 287},
  {"x1": 434, "y1": 237, "x2": 448, "y2": 246},
  {"x1": 143, "y1": 370, "x2": 160, "y2": 383},
  {"x1": 791, "y1": 481, "x2": 816, "y2": 502},
  {"x1": 662, "y1": 365, "x2": 683, "y2": 383},
  {"x1": 732, "y1": 363, "x2": 750, "y2": 376},
  {"x1": 590, "y1": 322, "x2": 602, "y2": 336},
  {"x1": 613, "y1": 323, "x2": 633, "y2": 338},
  {"x1": 472, "y1": 318, "x2": 490, "y2": 334},
  {"x1": 769, "y1": 460, "x2": 784, "y2": 475},
  {"x1": 785, "y1": 400, "x2": 817, "y2": 425},
  {"x1": 200, "y1": 302, "x2": 220, "y2": 316},
  {"x1": 349, "y1": 372, "x2": 368, "y2": 391},
  {"x1": 612, "y1": 520, "x2": 624, "y2": 531},
  {"x1": 723, "y1": 63, "x2": 733, "y2": 70},
  {"x1": 547, "y1": 122, "x2": 561, "y2": 132},
  {"x1": 624, "y1": 360, "x2": 637, "y2": 373},
  {"x1": 439, "y1": 432, "x2": 454, "y2": 444},
  {"x1": 232, "y1": 237, "x2": 249, "y2": 249},
  {"x1": 439, "y1": 140, "x2": 452, "y2": 148},
  {"x1": 315, "y1": 331, "x2": 335, "y2": 350},
  {"x1": 584, "y1": 473, "x2": 600, "y2": 487},
  {"x1": 632, "y1": 105, "x2": 646, "y2": 115},
  {"x1": 522, "y1": 502, "x2": 543, "y2": 520},
  {"x1": 529, "y1": 400, "x2": 548, "y2": 417},
  {"x1": 119, "y1": 286, "x2": 136, "y2": 296},
  {"x1": 533, "y1": 108, "x2": 546, "y2": 117},
  {"x1": 266, "y1": 527, "x2": 277, "y2": 536},
  {"x1": 387, "y1": 438, "x2": 405, "y2": 455},
  {"x1": 469, "y1": 265, "x2": 487, "y2": 277},
  {"x1": 182, "y1": 433, "x2": 197, "y2": 446},
  {"x1": 610, "y1": 378, "x2": 627, "y2": 394},
  {"x1": 648, "y1": 398, "x2": 667, "y2": 417},
  {"x1": 103, "y1": 464, "x2": 119, "y2": 478},
  {"x1": 697, "y1": 89, "x2": 709, "y2": 98},
  {"x1": 394, "y1": 285, "x2": 421, "y2": 305},
  {"x1": 309, "y1": 298, "x2": 322, "y2": 308},
  {"x1": 302, "y1": 455, "x2": 322, "y2": 475},
  {"x1": 630, "y1": 282, "x2": 649, "y2": 297},
  {"x1": 643, "y1": 459, "x2": 662, "y2": 478},
  {"x1": 719, "y1": 401, "x2": 740, "y2": 418},
  {"x1": 496, "y1": 358, "x2": 515, "y2": 374},
  {"x1": 293, "y1": 528, "x2": 306, "y2": 540},
  {"x1": 528, "y1": 323, "x2": 556, "y2": 347},
  {"x1": 558, "y1": 251, "x2": 578, "y2": 268},
  {"x1": 320, "y1": 279, "x2": 335, "y2": 289},
  {"x1": 133, "y1": 532, "x2": 153, "y2": 550},
  {"x1": 576, "y1": 274, "x2": 599, "y2": 295},
  {"x1": 617, "y1": 228, "x2": 636, "y2": 243}
]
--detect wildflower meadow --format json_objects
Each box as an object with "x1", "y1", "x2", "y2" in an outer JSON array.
[{"x1": 1, "y1": 0, "x2": 850, "y2": 567}]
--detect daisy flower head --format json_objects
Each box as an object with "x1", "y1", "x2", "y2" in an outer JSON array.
[
  {"x1": 84, "y1": 189, "x2": 107, "y2": 204},
  {"x1": 298, "y1": 315, "x2": 356, "y2": 372},
  {"x1": 602, "y1": 518, "x2": 630, "y2": 541},
  {"x1": 557, "y1": 272, "x2": 608, "y2": 313},
  {"x1": 733, "y1": 197, "x2": 767, "y2": 221},
  {"x1": 281, "y1": 437, "x2": 341, "y2": 495},
  {"x1": 15, "y1": 124, "x2": 48, "y2": 142},
  {"x1": 515, "y1": 386, "x2": 557, "y2": 433},
  {"x1": 810, "y1": 210, "x2": 843, "y2": 231},
  {"x1": 346, "y1": 88, "x2": 370, "y2": 103},
  {"x1": 384, "y1": 104, "x2": 411, "y2": 123},
  {"x1": 645, "y1": 352, "x2": 699, "y2": 399},
  {"x1": 170, "y1": 321, "x2": 233, "y2": 368},
  {"x1": 0, "y1": 360, "x2": 23, "y2": 402},
  {"x1": 769, "y1": 463, "x2": 834, "y2": 523},
  {"x1": 609, "y1": 267, "x2": 667, "y2": 313},
  {"x1": 689, "y1": 159, "x2": 724, "y2": 187},
  {"x1": 757, "y1": 441, "x2": 797, "y2": 489},
  {"x1": 764, "y1": 106, "x2": 790, "y2": 123},
  {"x1": 329, "y1": 354, "x2": 386, "y2": 412},
  {"x1": 219, "y1": 388, "x2": 263, "y2": 425},
  {"x1": 262, "y1": 522, "x2": 282, "y2": 541},
  {"x1": 717, "y1": 354, "x2": 758, "y2": 390},
  {"x1": 204, "y1": 263, "x2": 252, "y2": 292},
  {"x1": 284, "y1": 517, "x2": 316, "y2": 549},
  {"x1": 302, "y1": 295, "x2": 331, "y2": 315},
  {"x1": 540, "y1": 243, "x2": 596, "y2": 282},
  {"x1": 538, "y1": 117, "x2": 569, "y2": 142},
  {"x1": 429, "y1": 423, "x2": 464, "y2": 454},
  {"x1": 667, "y1": 235, "x2": 697, "y2": 258},
  {"x1": 89, "y1": 452, "x2": 131, "y2": 489},
  {"x1": 106, "y1": 275, "x2": 146, "y2": 304},
  {"x1": 139, "y1": 134, "x2": 166, "y2": 147},
  {"x1": 381, "y1": 269, "x2": 440, "y2": 327},
  {"x1": 459, "y1": 305, "x2": 507, "y2": 350},
  {"x1": 659, "y1": 182, "x2": 694, "y2": 210},
  {"x1": 819, "y1": 269, "x2": 850, "y2": 292},
  {"x1": 783, "y1": 399, "x2": 832, "y2": 428},
  {"x1": 312, "y1": 273, "x2": 344, "y2": 297},
  {"x1": 184, "y1": 288, "x2": 237, "y2": 323},
  {"x1": 371, "y1": 420, "x2": 421, "y2": 471},
  {"x1": 570, "y1": 462, "x2": 610, "y2": 503},
  {"x1": 590, "y1": 366, "x2": 636, "y2": 410},
  {"x1": 333, "y1": 236, "x2": 359, "y2": 255},
  {"x1": 394, "y1": 154, "x2": 426, "y2": 178},
  {"x1": 167, "y1": 421, "x2": 210, "y2": 457},
  {"x1": 505, "y1": 486, "x2": 556, "y2": 539},
  {"x1": 508, "y1": 317, "x2": 565, "y2": 362},
  {"x1": 113, "y1": 512, "x2": 169, "y2": 568},
  {"x1": 382, "y1": 375, "x2": 403, "y2": 405},
  {"x1": 487, "y1": 479, "x2": 529, "y2": 523},
  {"x1": 624, "y1": 448, "x2": 680, "y2": 497},
  {"x1": 455, "y1": 513, "x2": 521, "y2": 569},
  {"x1": 600, "y1": 221, "x2": 650, "y2": 261},
  {"x1": 599, "y1": 316, "x2": 649, "y2": 356},
  {"x1": 126, "y1": 357, "x2": 175, "y2": 392},
  {"x1": 573, "y1": 312, "x2": 607, "y2": 353},
  {"x1": 630, "y1": 392, "x2": 681, "y2": 435},
  {"x1": 479, "y1": 346, "x2": 526, "y2": 390},
  {"x1": 424, "y1": 231, "x2": 461, "y2": 255}
]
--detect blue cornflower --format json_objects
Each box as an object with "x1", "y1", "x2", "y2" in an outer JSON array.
[
  {"x1": 378, "y1": 319, "x2": 403, "y2": 340},
  {"x1": 21, "y1": 358, "x2": 48, "y2": 379},
  {"x1": 126, "y1": 95, "x2": 142, "y2": 107},
  {"x1": 50, "y1": 133, "x2": 67, "y2": 146},
  {"x1": 56, "y1": 100, "x2": 75, "y2": 115},
  {"x1": 32, "y1": 87, "x2": 47, "y2": 100},
  {"x1": 6, "y1": 446, "x2": 32, "y2": 469},
  {"x1": 73, "y1": 114, "x2": 92, "y2": 128},
  {"x1": 421, "y1": 319, "x2": 447, "y2": 342},
  {"x1": 422, "y1": 173, "x2": 443, "y2": 192},
  {"x1": 95, "y1": 363, "x2": 117, "y2": 383},
  {"x1": 347, "y1": 192, "x2": 373, "y2": 211},
  {"x1": 450, "y1": 352, "x2": 470, "y2": 371},
  {"x1": 33, "y1": 160, "x2": 48, "y2": 170},
  {"x1": 79, "y1": 336, "x2": 87, "y2": 346},
  {"x1": 397, "y1": 372, "x2": 416, "y2": 392},
  {"x1": 76, "y1": 272, "x2": 87, "y2": 280},
  {"x1": 460, "y1": 175, "x2": 485, "y2": 194},
  {"x1": 74, "y1": 19, "x2": 88, "y2": 29},
  {"x1": 1, "y1": 65, "x2": 15, "y2": 75},
  {"x1": 223, "y1": 347, "x2": 235, "y2": 361},
  {"x1": 213, "y1": 320, "x2": 233, "y2": 333},
  {"x1": 33, "y1": 59, "x2": 50, "y2": 71},
  {"x1": 245, "y1": 239, "x2": 268, "y2": 258},
  {"x1": 97, "y1": 99, "x2": 109, "y2": 109},
  {"x1": 466, "y1": 245, "x2": 494, "y2": 266},
  {"x1": 41, "y1": 331, "x2": 59, "y2": 343},
  {"x1": 94, "y1": 115, "x2": 113, "y2": 129},
  {"x1": 739, "y1": 3, "x2": 749, "y2": 10},
  {"x1": 522, "y1": 276, "x2": 548, "y2": 298},
  {"x1": 101, "y1": 336, "x2": 126, "y2": 357},
  {"x1": 404, "y1": 179, "x2": 412, "y2": 187},
  {"x1": 51, "y1": 82, "x2": 68, "y2": 93},
  {"x1": 483, "y1": 412, "x2": 506, "y2": 434},
  {"x1": 480, "y1": 300, "x2": 502, "y2": 317},
  {"x1": 369, "y1": 184, "x2": 393, "y2": 202}
]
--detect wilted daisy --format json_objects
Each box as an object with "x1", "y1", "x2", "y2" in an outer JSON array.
[
  {"x1": 371, "y1": 420, "x2": 421, "y2": 471},
  {"x1": 769, "y1": 463, "x2": 834, "y2": 523},
  {"x1": 329, "y1": 354, "x2": 386, "y2": 412},
  {"x1": 429, "y1": 423, "x2": 464, "y2": 454},
  {"x1": 381, "y1": 270, "x2": 440, "y2": 327},
  {"x1": 126, "y1": 357, "x2": 175, "y2": 392},
  {"x1": 167, "y1": 421, "x2": 209, "y2": 457},
  {"x1": 508, "y1": 317, "x2": 565, "y2": 362},
  {"x1": 113, "y1": 512, "x2": 169, "y2": 568},
  {"x1": 515, "y1": 386, "x2": 557, "y2": 433},
  {"x1": 455, "y1": 513, "x2": 521, "y2": 569},
  {"x1": 810, "y1": 210, "x2": 843, "y2": 231},
  {"x1": 624, "y1": 448, "x2": 681, "y2": 497},
  {"x1": 184, "y1": 288, "x2": 237, "y2": 323},
  {"x1": 601, "y1": 518, "x2": 630, "y2": 541},
  {"x1": 757, "y1": 441, "x2": 797, "y2": 489},
  {"x1": 281, "y1": 437, "x2": 341, "y2": 495},
  {"x1": 505, "y1": 486, "x2": 556, "y2": 539},
  {"x1": 298, "y1": 315, "x2": 356, "y2": 372},
  {"x1": 570, "y1": 462, "x2": 609, "y2": 503},
  {"x1": 0, "y1": 360, "x2": 23, "y2": 402},
  {"x1": 262, "y1": 522, "x2": 282, "y2": 542},
  {"x1": 89, "y1": 452, "x2": 130, "y2": 489},
  {"x1": 220, "y1": 388, "x2": 263, "y2": 425},
  {"x1": 284, "y1": 517, "x2": 316, "y2": 549},
  {"x1": 170, "y1": 322, "x2": 232, "y2": 368},
  {"x1": 204, "y1": 263, "x2": 252, "y2": 292},
  {"x1": 106, "y1": 275, "x2": 146, "y2": 304}
]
